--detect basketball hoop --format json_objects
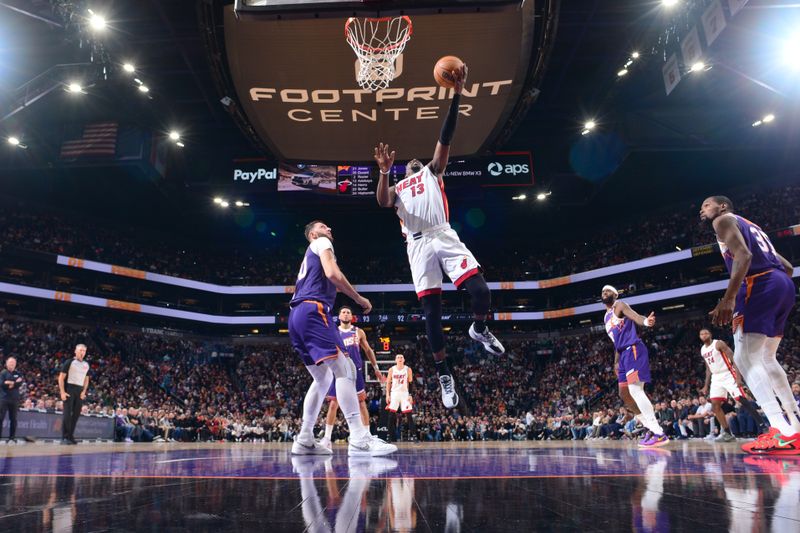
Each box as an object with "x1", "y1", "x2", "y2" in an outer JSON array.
[{"x1": 345, "y1": 16, "x2": 412, "y2": 92}]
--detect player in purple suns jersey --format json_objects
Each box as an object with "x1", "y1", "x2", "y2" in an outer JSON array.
[
  {"x1": 319, "y1": 306, "x2": 384, "y2": 451},
  {"x1": 288, "y1": 220, "x2": 396, "y2": 457},
  {"x1": 601, "y1": 285, "x2": 668, "y2": 448},
  {"x1": 701, "y1": 195, "x2": 800, "y2": 455},
  {"x1": 373, "y1": 63, "x2": 504, "y2": 411}
]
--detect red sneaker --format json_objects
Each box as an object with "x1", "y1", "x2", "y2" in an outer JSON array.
[
  {"x1": 741, "y1": 427, "x2": 780, "y2": 453},
  {"x1": 747, "y1": 431, "x2": 800, "y2": 455}
]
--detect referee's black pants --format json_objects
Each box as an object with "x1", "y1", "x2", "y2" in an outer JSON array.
[
  {"x1": 62, "y1": 385, "x2": 83, "y2": 440},
  {"x1": 0, "y1": 399, "x2": 19, "y2": 439}
]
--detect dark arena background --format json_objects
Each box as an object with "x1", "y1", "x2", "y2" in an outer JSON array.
[{"x1": 0, "y1": 0, "x2": 800, "y2": 530}]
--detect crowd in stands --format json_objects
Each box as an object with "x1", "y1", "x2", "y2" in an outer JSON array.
[
  {"x1": 2, "y1": 312, "x2": 799, "y2": 444},
  {"x1": 3, "y1": 183, "x2": 800, "y2": 286}
]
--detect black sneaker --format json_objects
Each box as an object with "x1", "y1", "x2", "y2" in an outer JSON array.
[{"x1": 61, "y1": 438, "x2": 71, "y2": 445}]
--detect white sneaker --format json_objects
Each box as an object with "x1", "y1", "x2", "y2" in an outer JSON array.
[
  {"x1": 439, "y1": 374, "x2": 459, "y2": 408},
  {"x1": 292, "y1": 437, "x2": 334, "y2": 455},
  {"x1": 348, "y1": 435, "x2": 397, "y2": 456},
  {"x1": 703, "y1": 434, "x2": 716, "y2": 441},
  {"x1": 319, "y1": 436, "x2": 332, "y2": 452},
  {"x1": 715, "y1": 431, "x2": 736, "y2": 443},
  {"x1": 469, "y1": 323, "x2": 505, "y2": 355}
]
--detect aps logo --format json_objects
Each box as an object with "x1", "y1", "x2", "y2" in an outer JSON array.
[{"x1": 487, "y1": 161, "x2": 529, "y2": 177}]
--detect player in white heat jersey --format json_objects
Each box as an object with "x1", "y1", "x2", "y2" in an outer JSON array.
[
  {"x1": 698, "y1": 328, "x2": 764, "y2": 442},
  {"x1": 374, "y1": 63, "x2": 504, "y2": 411},
  {"x1": 386, "y1": 354, "x2": 413, "y2": 414},
  {"x1": 385, "y1": 354, "x2": 416, "y2": 442}
]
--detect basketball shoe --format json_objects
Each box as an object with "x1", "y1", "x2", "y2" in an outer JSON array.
[
  {"x1": 469, "y1": 323, "x2": 505, "y2": 355},
  {"x1": 639, "y1": 433, "x2": 669, "y2": 448},
  {"x1": 292, "y1": 436, "x2": 334, "y2": 455},
  {"x1": 348, "y1": 435, "x2": 398, "y2": 457},
  {"x1": 318, "y1": 436, "x2": 333, "y2": 453},
  {"x1": 741, "y1": 427, "x2": 781, "y2": 453},
  {"x1": 746, "y1": 430, "x2": 800, "y2": 455},
  {"x1": 439, "y1": 374, "x2": 459, "y2": 408}
]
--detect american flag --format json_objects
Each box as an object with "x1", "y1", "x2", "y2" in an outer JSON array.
[{"x1": 60, "y1": 122, "x2": 118, "y2": 159}]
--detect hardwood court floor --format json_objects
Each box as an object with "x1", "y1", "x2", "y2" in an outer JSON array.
[{"x1": 0, "y1": 440, "x2": 797, "y2": 531}]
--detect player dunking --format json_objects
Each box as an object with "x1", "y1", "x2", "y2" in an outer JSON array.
[
  {"x1": 374, "y1": 63, "x2": 504, "y2": 409},
  {"x1": 319, "y1": 306, "x2": 383, "y2": 451},
  {"x1": 698, "y1": 328, "x2": 764, "y2": 442},
  {"x1": 385, "y1": 354, "x2": 416, "y2": 442},
  {"x1": 288, "y1": 220, "x2": 395, "y2": 456},
  {"x1": 601, "y1": 285, "x2": 669, "y2": 448},
  {"x1": 701, "y1": 196, "x2": 800, "y2": 455}
]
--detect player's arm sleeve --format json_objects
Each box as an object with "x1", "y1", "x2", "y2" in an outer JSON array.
[{"x1": 429, "y1": 94, "x2": 461, "y2": 176}]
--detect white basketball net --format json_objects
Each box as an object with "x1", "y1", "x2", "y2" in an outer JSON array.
[{"x1": 345, "y1": 16, "x2": 413, "y2": 92}]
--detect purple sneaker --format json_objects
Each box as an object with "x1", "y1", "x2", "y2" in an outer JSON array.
[
  {"x1": 639, "y1": 433, "x2": 669, "y2": 448},
  {"x1": 638, "y1": 431, "x2": 653, "y2": 445}
]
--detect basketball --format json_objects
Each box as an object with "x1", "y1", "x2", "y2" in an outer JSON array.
[{"x1": 433, "y1": 55, "x2": 465, "y2": 88}]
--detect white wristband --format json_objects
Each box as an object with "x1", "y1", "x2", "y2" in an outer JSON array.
[
  {"x1": 379, "y1": 169, "x2": 390, "y2": 175},
  {"x1": 641, "y1": 319, "x2": 651, "y2": 327}
]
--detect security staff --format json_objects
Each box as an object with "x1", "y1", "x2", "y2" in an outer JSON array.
[
  {"x1": 58, "y1": 344, "x2": 90, "y2": 445},
  {"x1": 0, "y1": 356, "x2": 23, "y2": 442}
]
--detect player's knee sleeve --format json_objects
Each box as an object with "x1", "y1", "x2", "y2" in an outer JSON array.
[
  {"x1": 306, "y1": 363, "x2": 334, "y2": 390},
  {"x1": 421, "y1": 294, "x2": 445, "y2": 353},
  {"x1": 462, "y1": 274, "x2": 491, "y2": 316},
  {"x1": 326, "y1": 353, "x2": 355, "y2": 382}
]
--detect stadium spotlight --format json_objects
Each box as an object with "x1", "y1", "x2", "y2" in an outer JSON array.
[
  {"x1": 235, "y1": 201, "x2": 244, "y2": 207},
  {"x1": 220, "y1": 201, "x2": 230, "y2": 208},
  {"x1": 689, "y1": 61, "x2": 710, "y2": 73},
  {"x1": 213, "y1": 197, "x2": 223, "y2": 204},
  {"x1": 631, "y1": 51, "x2": 640, "y2": 59},
  {"x1": 617, "y1": 68, "x2": 629, "y2": 77},
  {"x1": 6, "y1": 136, "x2": 26, "y2": 148},
  {"x1": 168, "y1": 131, "x2": 180, "y2": 141},
  {"x1": 67, "y1": 82, "x2": 83, "y2": 93},
  {"x1": 512, "y1": 194, "x2": 527, "y2": 201},
  {"x1": 662, "y1": 0, "x2": 679, "y2": 8},
  {"x1": 176, "y1": 141, "x2": 185, "y2": 148},
  {"x1": 753, "y1": 113, "x2": 776, "y2": 127},
  {"x1": 581, "y1": 120, "x2": 596, "y2": 135},
  {"x1": 88, "y1": 10, "x2": 106, "y2": 31},
  {"x1": 536, "y1": 191, "x2": 552, "y2": 201},
  {"x1": 137, "y1": 85, "x2": 149, "y2": 93},
  {"x1": 122, "y1": 63, "x2": 135, "y2": 73}
]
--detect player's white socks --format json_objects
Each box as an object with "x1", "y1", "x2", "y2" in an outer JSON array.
[
  {"x1": 628, "y1": 383, "x2": 663, "y2": 436},
  {"x1": 734, "y1": 332, "x2": 796, "y2": 436},
  {"x1": 336, "y1": 376, "x2": 370, "y2": 442},
  {"x1": 300, "y1": 365, "x2": 334, "y2": 442},
  {"x1": 324, "y1": 424, "x2": 334, "y2": 441},
  {"x1": 763, "y1": 337, "x2": 800, "y2": 433}
]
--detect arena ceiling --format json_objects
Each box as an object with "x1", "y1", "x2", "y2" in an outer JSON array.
[{"x1": 0, "y1": 0, "x2": 798, "y2": 241}]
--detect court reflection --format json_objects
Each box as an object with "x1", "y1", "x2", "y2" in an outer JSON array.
[{"x1": 0, "y1": 445, "x2": 798, "y2": 531}]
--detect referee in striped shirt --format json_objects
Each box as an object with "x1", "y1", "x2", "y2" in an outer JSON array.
[{"x1": 58, "y1": 344, "x2": 90, "y2": 445}]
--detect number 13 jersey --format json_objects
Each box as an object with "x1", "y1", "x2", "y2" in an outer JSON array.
[{"x1": 394, "y1": 165, "x2": 449, "y2": 234}]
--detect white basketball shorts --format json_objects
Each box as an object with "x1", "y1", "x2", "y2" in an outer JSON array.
[{"x1": 405, "y1": 224, "x2": 480, "y2": 298}]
